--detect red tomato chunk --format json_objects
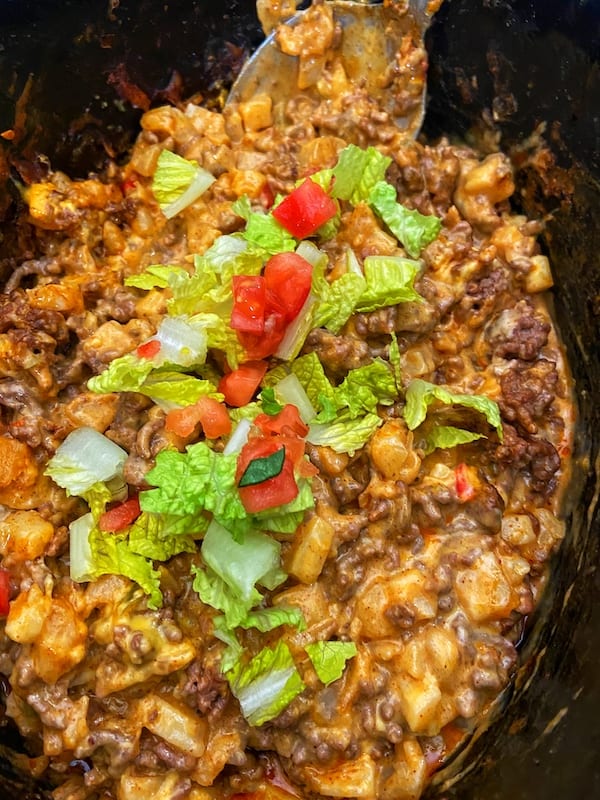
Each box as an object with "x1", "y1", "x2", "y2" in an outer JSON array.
[
  {"x1": 218, "y1": 361, "x2": 268, "y2": 407},
  {"x1": 99, "y1": 496, "x2": 141, "y2": 533},
  {"x1": 272, "y1": 178, "x2": 337, "y2": 239}
]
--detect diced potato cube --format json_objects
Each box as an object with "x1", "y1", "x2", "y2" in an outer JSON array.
[
  {"x1": 285, "y1": 515, "x2": 334, "y2": 584},
  {"x1": 0, "y1": 510, "x2": 54, "y2": 560},
  {"x1": 455, "y1": 551, "x2": 513, "y2": 622},
  {"x1": 239, "y1": 94, "x2": 273, "y2": 133},
  {"x1": 5, "y1": 583, "x2": 51, "y2": 644},
  {"x1": 303, "y1": 752, "x2": 377, "y2": 798},
  {"x1": 31, "y1": 599, "x2": 88, "y2": 682},
  {"x1": 395, "y1": 671, "x2": 442, "y2": 735},
  {"x1": 138, "y1": 695, "x2": 207, "y2": 758},
  {"x1": 524, "y1": 254, "x2": 554, "y2": 293}
]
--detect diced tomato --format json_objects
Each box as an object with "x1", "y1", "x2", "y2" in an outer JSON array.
[
  {"x1": 196, "y1": 396, "x2": 232, "y2": 438},
  {"x1": 259, "y1": 183, "x2": 275, "y2": 210},
  {"x1": 136, "y1": 339, "x2": 161, "y2": 359},
  {"x1": 121, "y1": 176, "x2": 137, "y2": 194},
  {"x1": 230, "y1": 275, "x2": 267, "y2": 335},
  {"x1": 99, "y1": 496, "x2": 141, "y2": 533},
  {"x1": 263, "y1": 252, "x2": 313, "y2": 322},
  {"x1": 255, "y1": 404, "x2": 309, "y2": 438},
  {"x1": 272, "y1": 178, "x2": 337, "y2": 239},
  {"x1": 0, "y1": 569, "x2": 10, "y2": 616},
  {"x1": 218, "y1": 361, "x2": 269, "y2": 407},
  {"x1": 237, "y1": 308, "x2": 287, "y2": 360},
  {"x1": 165, "y1": 396, "x2": 231, "y2": 439},
  {"x1": 237, "y1": 437, "x2": 298, "y2": 513},
  {"x1": 455, "y1": 462, "x2": 476, "y2": 502}
]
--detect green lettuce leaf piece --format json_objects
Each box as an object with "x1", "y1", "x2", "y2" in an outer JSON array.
[
  {"x1": 127, "y1": 512, "x2": 196, "y2": 561},
  {"x1": 312, "y1": 270, "x2": 367, "y2": 333},
  {"x1": 139, "y1": 371, "x2": 218, "y2": 407},
  {"x1": 70, "y1": 518, "x2": 163, "y2": 609},
  {"x1": 152, "y1": 149, "x2": 215, "y2": 218},
  {"x1": 45, "y1": 427, "x2": 128, "y2": 497},
  {"x1": 201, "y1": 520, "x2": 284, "y2": 603},
  {"x1": 192, "y1": 565, "x2": 254, "y2": 629},
  {"x1": 232, "y1": 197, "x2": 296, "y2": 255},
  {"x1": 333, "y1": 360, "x2": 397, "y2": 418},
  {"x1": 87, "y1": 353, "x2": 154, "y2": 395},
  {"x1": 125, "y1": 263, "x2": 189, "y2": 290},
  {"x1": 260, "y1": 387, "x2": 284, "y2": 415},
  {"x1": 141, "y1": 442, "x2": 247, "y2": 526},
  {"x1": 213, "y1": 616, "x2": 245, "y2": 672},
  {"x1": 291, "y1": 352, "x2": 336, "y2": 409},
  {"x1": 329, "y1": 144, "x2": 392, "y2": 205},
  {"x1": 251, "y1": 477, "x2": 315, "y2": 534},
  {"x1": 369, "y1": 180, "x2": 442, "y2": 258},
  {"x1": 424, "y1": 425, "x2": 486, "y2": 454},
  {"x1": 305, "y1": 640, "x2": 358, "y2": 685},
  {"x1": 165, "y1": 269, "x2": 220, "y2": 316},
  {"x1": 201, "y1": 234, "x2": 265, "y2": 276},
  {"x1": 226, "y1": 639, "x2": 305, "y2": 726},
  {"x1": 389, "y1": 332, "x2": 403, "y2": 391},
  {"x1": 403, "y1": 379, "x2": 503, "y2": 440},
  {"x1": 356, "y1": 256, "x2": 423, "y2": 312},
  {"x1": 238, "y1": 605, "x2": 306, "y2": 633},
  {"x1": 82, "y1": 481, "x2": 116, "y2": 521},
  {"x1": 307, "y1": 411, "x2": 383, "y2": 456},
  {"x1": 274, "y1": 293, "x2": 319, "y2": 362}
]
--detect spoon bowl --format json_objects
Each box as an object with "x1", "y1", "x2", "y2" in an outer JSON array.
[{"x1": 227, "y1": 0, "x2": 434, "y2": 138}]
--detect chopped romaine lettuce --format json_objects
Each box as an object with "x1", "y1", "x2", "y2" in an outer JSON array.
[
  {"x1": 251, "y1": 478, "x2": 315, "y2": 534},
  {"x1": 403, "y1": 379, "x2": 503, "y2": 440},
  {"x1": 307, "y1": 411, "x2": 383, "y2": 456},
  {"x1": 45, "y1": 427, "x2": 128, "y2": 497},
  {"x1": 272, "y1": 374, "x2": 315, "y2": 422},
  {"x1": 356, "y1": 256, "x2": 423, "y2": 312},
  {"x1": 201, "y1": 520, "x2": 284, "y2": 604},
  {"x1": 232, "y1": 197, "x2": 296, "y2": 255},
  {"x1": 238, "y1": 606, "x2": 305, "y2": 633},
  {"x1": 138, "y1": 371, "x2": 219, "y2": 408},
  {"x1": 87, "y1": 353, "x2": 154, "y2": 395},
  {"x1": 127, "y1": 512, "x2": 197, "y2": 561},
  {"x1": 226, "y1": 640, "x2": 305, "y2": 726},
  {"x1": 291, "y1": 352, "x2": 336, "y2": 409},
  {"x1": 152, "y1": 149, "x2": 215, "y2": 219},
  {"x1": 274, "y1": 293, "x2": 319, "y2": 361},
  {"x1": 141, "y1": 442, "x2": 247, "y2": 527},
  {"x1": 125, "y1": 263, "x2": 189, "y2": 290},
  {"x1": 329, "y1": 144, "x2": 392, "y2": 205},
  {"x1": 69, "y1": 512, "x2": 163, "y2": 609},
  {"x1": 425, "y1": 425, "x2": 486, "y2": 454},
  {"x1": 368, "y1": 180, "x2": 442, "y2": 257},
  {"x1": 152, "y1": 316, "x2": 208, "y2": 367},
  {"x1": 305, "y1": 640, "x2": 358, "y2": 685},
  {"x1": 332, "y1": 360, "x2": 397, "y2": 419},
  {"x1": 312, "y1": 269, "x2": 367, "y2": 334}
]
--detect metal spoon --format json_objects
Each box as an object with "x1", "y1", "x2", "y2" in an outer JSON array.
[{"x1": 227, "y1": 0, "x2": 434, "y2": 138}]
